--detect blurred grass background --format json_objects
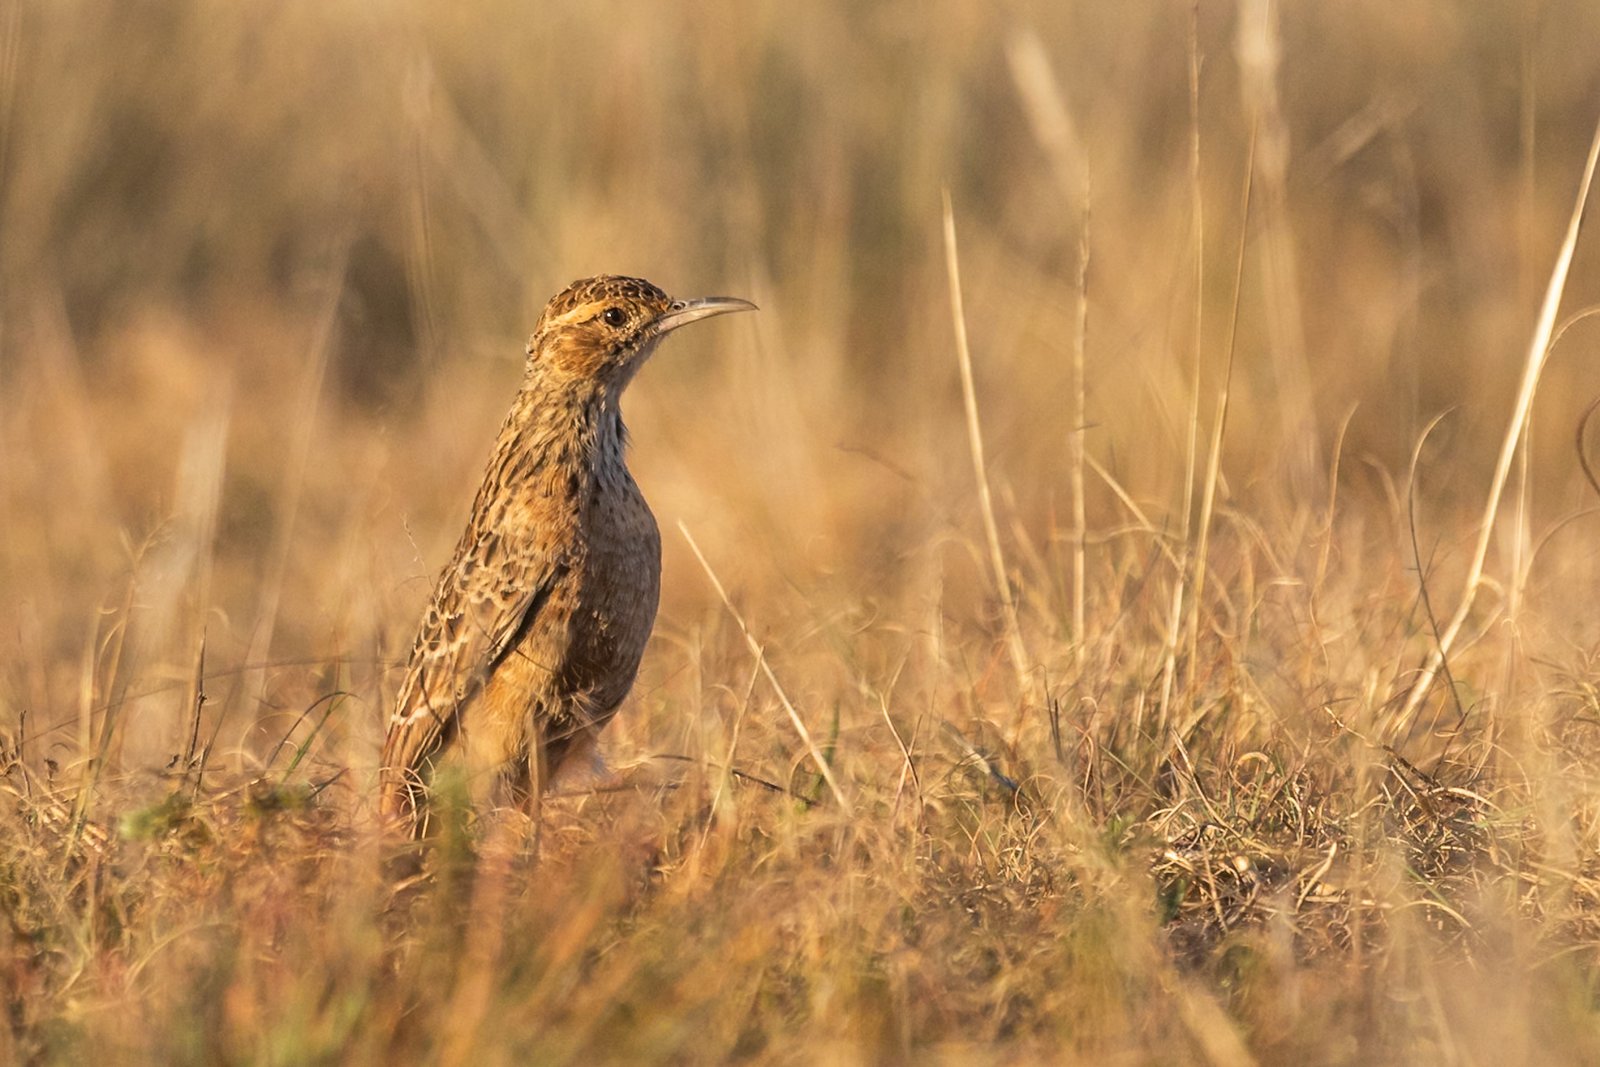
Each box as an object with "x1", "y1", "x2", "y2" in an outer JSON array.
[{"x1": 6, "y1": 0, "x2": 1600, "y2": 1062}]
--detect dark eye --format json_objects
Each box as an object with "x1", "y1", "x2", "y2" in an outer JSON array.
[{"x1": 602, "y1": 307, "x2": 627, "y2": 327}]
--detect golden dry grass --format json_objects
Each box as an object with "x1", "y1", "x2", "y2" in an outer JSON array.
[{"x1": 6, "y1": 2, "x2": 1600, "y2": 1062}]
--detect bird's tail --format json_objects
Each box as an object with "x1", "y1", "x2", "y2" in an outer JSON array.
[{"x1": 377, "y1": 746, "x2": 425, "y2": 837}]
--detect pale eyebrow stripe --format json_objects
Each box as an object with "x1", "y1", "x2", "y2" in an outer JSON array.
[{"x1": 547, "y1": 302, "x2": 602, "y2": 328}]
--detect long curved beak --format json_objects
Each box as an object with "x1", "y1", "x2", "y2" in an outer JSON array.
[{"x1": 653, "y1": 295, "x2": 758, "y2": 335}]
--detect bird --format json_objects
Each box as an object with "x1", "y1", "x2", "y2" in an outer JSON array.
[{"x1": 379, "y1": 274, "x2": 755, "y2": 830}]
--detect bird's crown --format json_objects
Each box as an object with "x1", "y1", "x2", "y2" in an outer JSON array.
[{"x1": 535, "y1": 275, "x2": 671, "y2": 333}]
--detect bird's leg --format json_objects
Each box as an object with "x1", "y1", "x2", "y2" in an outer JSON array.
[{"x1": 547, "y1": 728, "x2": 614, "y2": 793}]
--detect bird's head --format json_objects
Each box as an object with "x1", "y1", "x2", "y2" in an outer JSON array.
[{"x1": 525, "y1": 275, "x2": 755, "y2": 390}]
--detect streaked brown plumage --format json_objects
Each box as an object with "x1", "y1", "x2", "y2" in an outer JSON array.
[{"x1": 380, "y1": 275, "x2": 755, "y2": 829}]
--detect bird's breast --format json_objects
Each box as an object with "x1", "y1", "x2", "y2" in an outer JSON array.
[{"x1": 549, "y1": 452, "x2": 660, "y2": 699}]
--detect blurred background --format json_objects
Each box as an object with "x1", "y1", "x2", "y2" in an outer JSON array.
[{"x1": 3, "y1": 0, "x2": 1599, "y2": 780}]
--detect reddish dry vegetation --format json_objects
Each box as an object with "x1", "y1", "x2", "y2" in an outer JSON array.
[{"x1": 7, "y1": 3, "x2": 1600, "y2": 1063}]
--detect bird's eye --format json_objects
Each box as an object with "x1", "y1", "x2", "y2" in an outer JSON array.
[{"x1": 602, "y1": 307, "x2": 627, "y2": 327}]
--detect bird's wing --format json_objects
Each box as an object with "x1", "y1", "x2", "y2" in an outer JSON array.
[{"x1": 379, "y1": 527, "x2": 566, "y2": 817}]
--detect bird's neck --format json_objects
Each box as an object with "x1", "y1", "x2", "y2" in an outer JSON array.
[{"x1": 499, "y1": 379, "x2": 630, "y2": 491}]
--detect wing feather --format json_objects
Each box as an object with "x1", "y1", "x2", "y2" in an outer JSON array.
[{"x1": 378, "y1": 524, "x2": 566, "y2": 819}]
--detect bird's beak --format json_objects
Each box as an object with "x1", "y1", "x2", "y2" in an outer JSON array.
[{"x1": 653, "y1": 296, "x2": 758, "y2": 335}]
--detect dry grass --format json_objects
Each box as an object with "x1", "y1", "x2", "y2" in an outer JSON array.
[{"x1": 7, "y1": 2, "x2": 1600, "y2": 1062}]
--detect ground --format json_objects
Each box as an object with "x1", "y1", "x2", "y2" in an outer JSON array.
[{"x1": 6, "y1": 2, "x2": 1600, "y2": 1063}]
